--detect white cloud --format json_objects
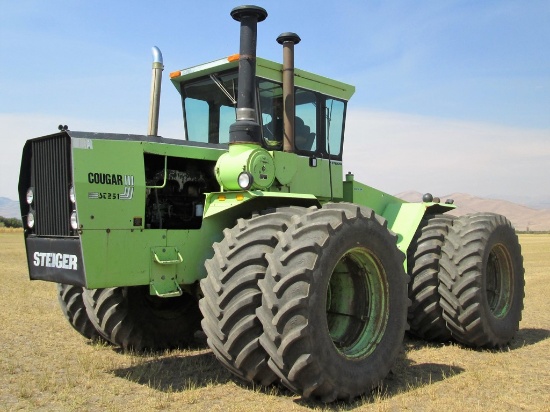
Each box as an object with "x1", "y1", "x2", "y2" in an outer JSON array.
[{"x1": 343, "y1": 109, "x2": 550, "y2": 199}]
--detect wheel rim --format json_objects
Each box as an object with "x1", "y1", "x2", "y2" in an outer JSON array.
[
  {"x1": 326, "y1": 247, "x2": 389, "y2": 359},
  {"x1": 485, "y1": 244, "x2": 514, "y2": 318}
]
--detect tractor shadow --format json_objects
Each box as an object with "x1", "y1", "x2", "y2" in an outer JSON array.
[
  {"x1": 111, "y1": 348, "x2": 234, "y2": 392},
  {"x1": 110, "y1": 332, "x2": 233, "y2": 391},
  {"x1": 110, "y1": 329, "x2": 549, "y2": 405},
  {"x1": 111, "y1": 334, "x2": 465, "y2": 405},
  {"x1": 507, "y1": 328, "x2": 550, "y2": 349}
]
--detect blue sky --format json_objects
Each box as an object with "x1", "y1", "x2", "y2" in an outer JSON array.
[{"x1": 1, "y1": 1, "x2": 549, "y2": 207}]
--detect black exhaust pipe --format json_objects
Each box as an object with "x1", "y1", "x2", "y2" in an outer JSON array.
[{"x1": 229, "y1": 5, "x2": 268, "y2": 144}]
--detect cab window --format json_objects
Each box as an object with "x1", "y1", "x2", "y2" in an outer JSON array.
[
  {"x1": 295, "y1": 90, "x2": 317, "y2": 152},
  {"x1": 258, "y1": 80, "x2": 283, "y2": 149},
  {"x1": 325, "y1": 99, "x2": 345, "y2": 157},
  {"x1": 182, "y1": 71, "x2": 238, "y2": 144}
]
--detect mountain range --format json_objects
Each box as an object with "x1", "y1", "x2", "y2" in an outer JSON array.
[
  {"x1": 2, "y1": 192, "x2": 549, "y2": 231},
  {"x1": 0, "y1": 197, "x2": 20, "y2": 219},
  {"x1": 395, "y1": 191, "x2": 550, "y2": 231}
]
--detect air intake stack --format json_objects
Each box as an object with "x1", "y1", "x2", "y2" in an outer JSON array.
[
  {"x1": 277, "y1": 32, "x2": 301, "y2": 152},
  {"x1": 229, "y1": 5, "x2": 268, "y2": 144}
]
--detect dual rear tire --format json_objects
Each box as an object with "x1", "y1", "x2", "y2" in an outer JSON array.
[
  {"x1": 438, "y1": 213, "x2": 524, "y2": 347},
  {"x1": 200, "y1": 203, "x2": 409, "y2": 401},
  {"x1": 407, "y1": 212, "x2": 524, "y2": 348}
]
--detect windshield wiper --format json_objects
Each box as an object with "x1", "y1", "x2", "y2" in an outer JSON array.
[{"x1": 209, "y1": 74, "x2": 237, "y2": 105}]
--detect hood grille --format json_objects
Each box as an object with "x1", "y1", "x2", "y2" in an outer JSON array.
[{"x1": 31, "y1": 134, "x2": 72, "y2": 236}]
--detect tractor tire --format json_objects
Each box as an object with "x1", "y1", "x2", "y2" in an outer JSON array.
[
  {"x1": 407, "y1": 214, "x2": 454, "y2": 341},
  {"x1": 83, "y1": 286, "x2": 201, "y2": 352},
  {"x1": 438, "y1": 213, "x2": 524, "y2": 347},
  {"x1": 257, "y1": 203, "x2": 409, "y2": 402},
  {"x1": 57, "y1": 283, "x2": 102, "y2": 341},
  {"x1": 199, "y1": 207, "x2": 306, "y2": 386},
  {"x1": 82, "y1": 288, "x2": 115, "y2": 343}
]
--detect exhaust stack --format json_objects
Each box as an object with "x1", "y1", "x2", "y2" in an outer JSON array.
[
  {"x1": 277, "y1": 32, "x2": 301, "y2": 152},
  {"x1": 148, "y1": 46, "x2": 164, "y2": 136},
  {"x1": 229, "y1": 5, "x2": 268, "y2": 144}
]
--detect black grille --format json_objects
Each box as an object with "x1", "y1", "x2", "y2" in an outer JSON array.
[{"x1": 31, "y1": 134, "x2": 72, "y2": 236}]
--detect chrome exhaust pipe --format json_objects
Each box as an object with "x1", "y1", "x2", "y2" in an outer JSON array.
[{"x1": 148, "y1": 46, "x2": 163, "y2": 136}]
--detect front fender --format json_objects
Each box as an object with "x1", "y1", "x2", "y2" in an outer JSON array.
[{"x1": 203, "y1": 191, "x2": 321, "y2": 218}]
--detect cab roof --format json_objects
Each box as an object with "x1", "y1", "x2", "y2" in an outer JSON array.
[{"x1": 169, "y1": 55, "x2": 355, "y2": 101}]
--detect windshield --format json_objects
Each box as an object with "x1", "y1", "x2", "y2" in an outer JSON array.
[{"x1": 182, "y1": 71, "x2": 238, "y2": 144}]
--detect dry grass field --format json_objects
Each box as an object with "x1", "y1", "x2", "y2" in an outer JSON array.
[{"x1": 1, "y1": 231, "x2": 548, "y2": 411}]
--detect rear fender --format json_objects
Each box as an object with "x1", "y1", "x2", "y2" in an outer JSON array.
[{"x1": 382, "y1": 201, "x2": 455, "y2": 269}]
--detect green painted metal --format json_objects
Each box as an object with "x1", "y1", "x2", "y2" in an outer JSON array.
[
  {"x1": 486, "y1": 244, "x2": 514, "y2": 319},
  {"x1": 343, "y1": 173, "x2": 455, "y2": 264},
  {"x1": 70, "y1": 135, "x2": 230, "y2": 289},
  {"x1": 80, "y1": 216, "x2": 242, "y2": 289},
  {"x1": 72, "y1": 138, "x2": 147, "y2": 231},
  {"x1": 215, "y1": 147, "x2": 344, "y2": 200},
  {"x1": 71, "y1": 136, "x2": 225, "y2": 231},
  {"x1": 384, "y1": 202, "x2": 431, "y2": 254},
  {"x1": 271, "y1": 152, "x2": 344, "y2": 200},
  {"x1": 342, "y1": 175, "x2": 406, "y2": 217},
  {"x1": 271, "y1": 151, "x2": 297, "y2": 185},
  {"x1": 256, "y1": 58, "x2": 356, "y2": 100},
  {"x1": 203, "y1": 190, "x2": 320, "y2": 218},
  {"x1": 150, "y1": 246, "x2": 183, "y2": 297},
  {"x1": 141, "y1": 141, "x2": 224, "y2": 160},
  {"x1": 215, "y1": 143, "x2": 275, "y2": 191},
  {"x1": 80, "y1": 229, "x2": 166, "y2": 289}
]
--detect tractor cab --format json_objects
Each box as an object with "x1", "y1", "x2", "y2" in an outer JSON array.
[{"x1": 169, "y1": 56, "x2": 355, "y2": 162}]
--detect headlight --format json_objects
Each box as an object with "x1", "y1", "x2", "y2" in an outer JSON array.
[
  {"x1": 70, "y1": 211, "x2": 78, "y2": 230},
  {"x1": 237, "y1": 171, "x2": 253, "y2": 190},
  {"x1": 27, "y1": 212, "x2": 35, "y2": 228},
  {"x1": 26, "y1": 188, "x2": 34, "y2": 205},
  {"x1": 69, "y1": 186, "x2": 76, "y2": 203}
]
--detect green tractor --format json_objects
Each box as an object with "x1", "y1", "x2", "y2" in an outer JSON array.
[{"x1": 18, "y1": 5, "x2": 524, "y2": 402}]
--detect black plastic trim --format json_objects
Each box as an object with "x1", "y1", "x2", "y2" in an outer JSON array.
[{"x1": 25, "y1": 236, "x2": 86, "y2": 287}]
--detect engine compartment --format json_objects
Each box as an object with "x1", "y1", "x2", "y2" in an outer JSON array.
[{"x1": 144, "y1": 153, "x2": 218, "y2": 229}]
